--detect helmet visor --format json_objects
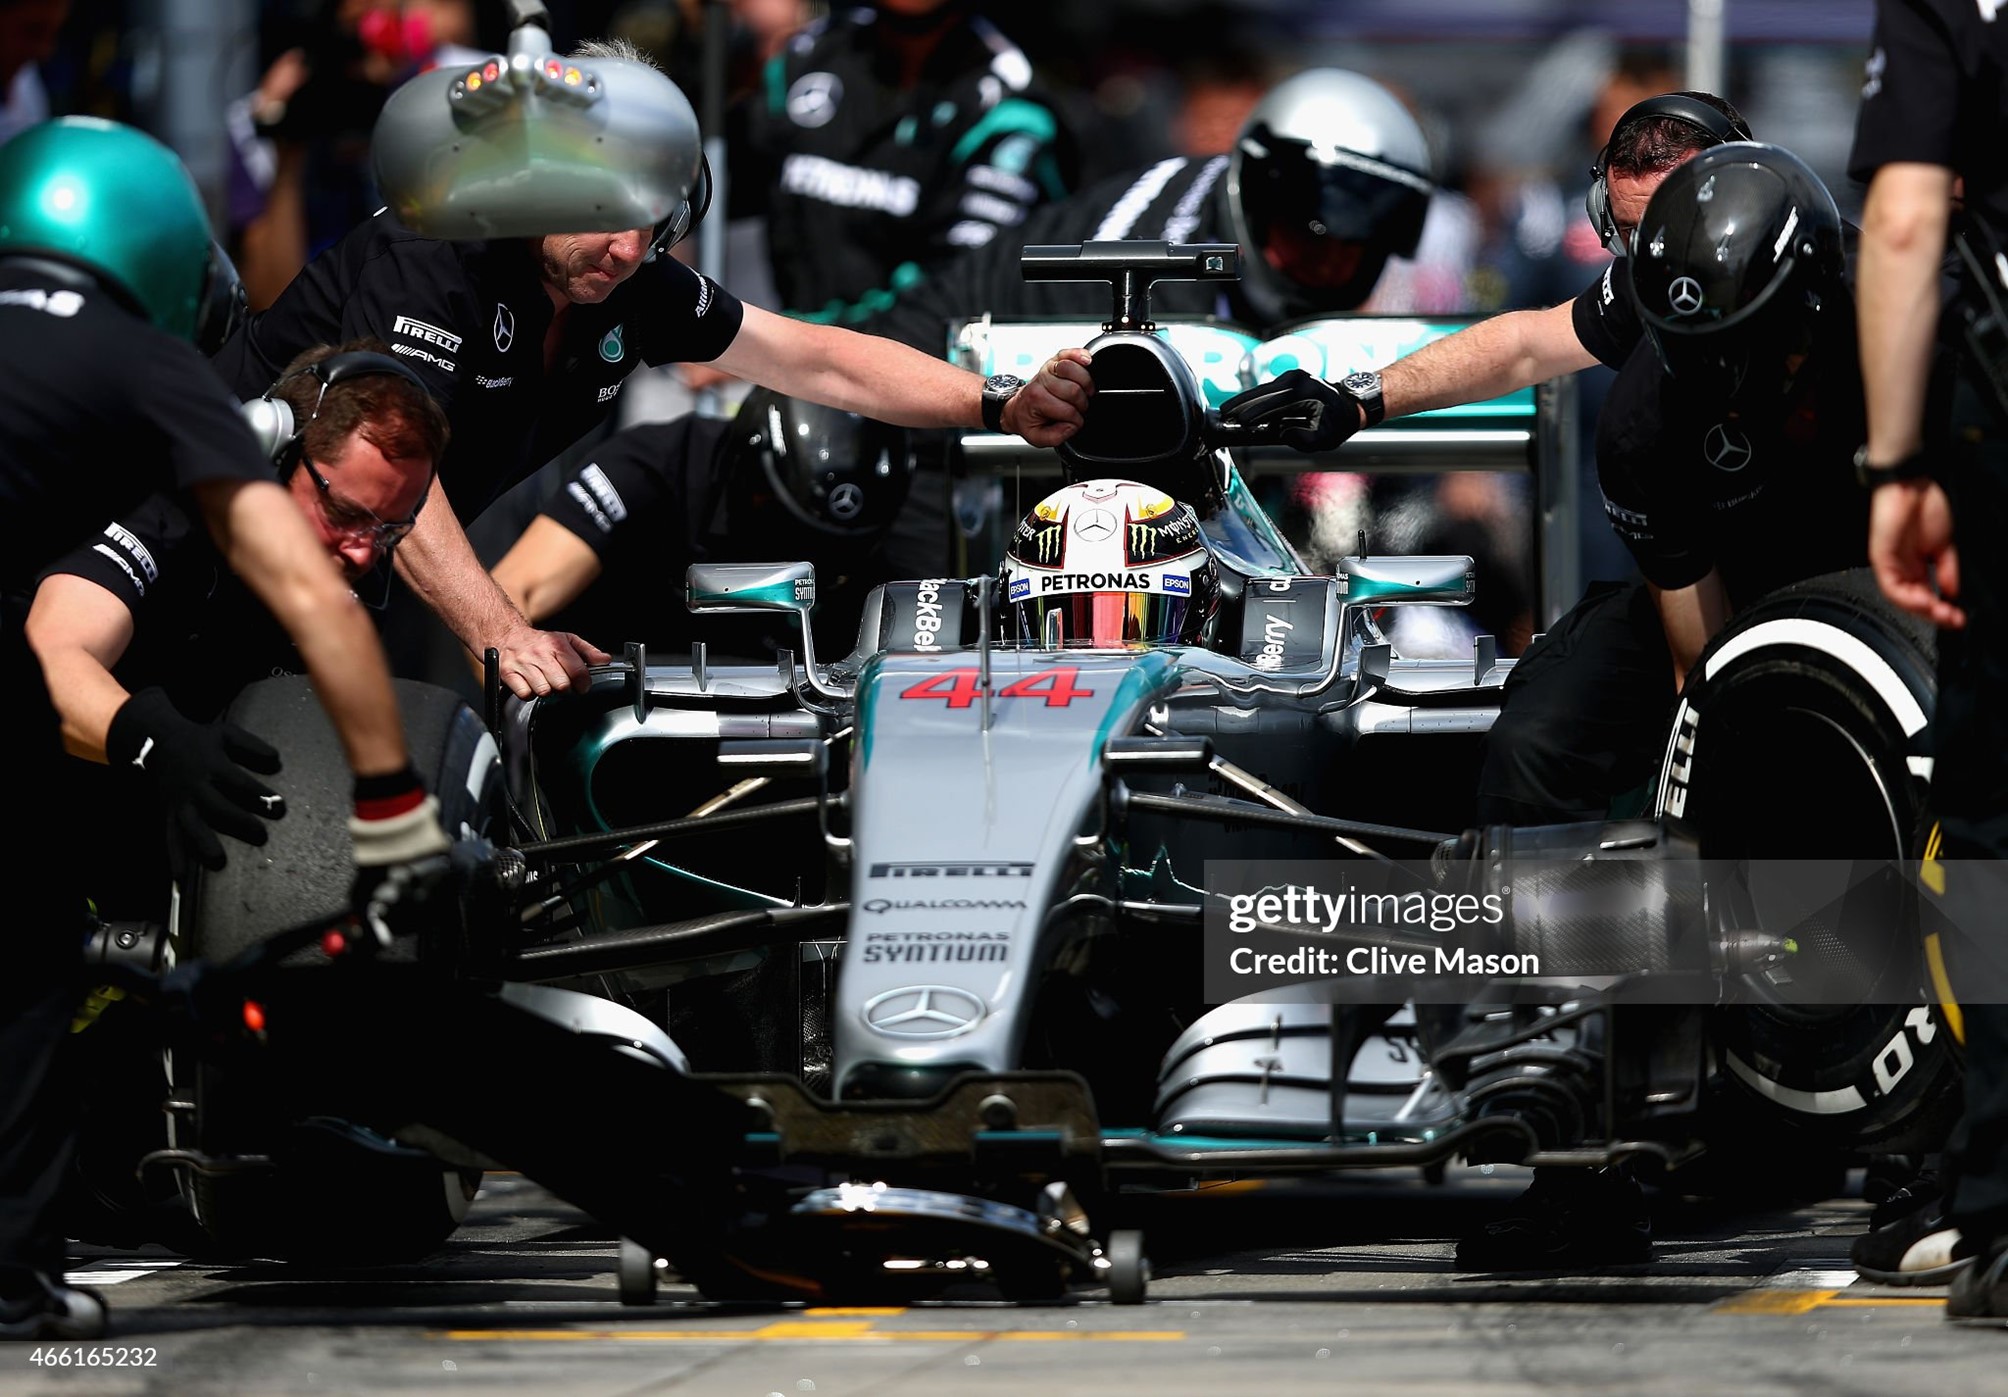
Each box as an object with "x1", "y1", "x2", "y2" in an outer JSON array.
[
  {"x1": 1240, "y1": 134, "x2": 1431, "y2": 259},
  {"x1": 1013, "y1": 590, "x2": 1199, "y2": 649}
]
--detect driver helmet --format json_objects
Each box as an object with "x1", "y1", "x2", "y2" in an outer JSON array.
[
  {"x1": 1223, "y1": 68, "x2": 1434, "y2": 325},
  {"x1": 1629, "y1": 141, "x2": 1846, "y2": 403},
  {"x1": 725, "y1": 387, "x2": 915, "y2": 561},
  {"x1": 0, "y1": 117, "x2": 242, "y2": 349},
  {"x1": 1001, "y1": 479, "x2": 1219, "y2": 648}
]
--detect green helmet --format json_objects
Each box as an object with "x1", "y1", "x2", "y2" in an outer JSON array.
[{"x1": 0, "y1": 117, "x2": 220, "y2": 342}]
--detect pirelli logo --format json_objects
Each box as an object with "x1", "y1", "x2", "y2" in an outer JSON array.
[
  {"x1": 392, "y1": 314, "x2": 463, "y2": 354},
  {"x1": 103, "y1": 521, "x2": 159, "y2": 583}
]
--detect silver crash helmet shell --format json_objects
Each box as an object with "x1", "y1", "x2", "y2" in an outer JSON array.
[
  {"x1": 372, "y1": 49, "x2": 701, "y2": 239},
  {"x1": 1223, "y1": 67, "x2": 1433, "y2": 323},
  {"x1": 1002, "y1": 480, "x2": 1218, "y2": 648}
]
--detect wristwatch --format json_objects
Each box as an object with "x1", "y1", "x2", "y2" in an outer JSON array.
[
  {"x1": 1338, "y1": 370, "x2": 1386, "y2": 428},
  {"x1": 1852, "y1": 444, "x2": 1932, "y2": 489},
  {"x1": 981, "y1": 373, "x2": 1027, "y2": 433}
]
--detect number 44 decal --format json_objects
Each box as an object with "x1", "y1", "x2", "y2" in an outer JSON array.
[{"x1": 898, "y1": 666, "x2": 1097, "y2": 709}]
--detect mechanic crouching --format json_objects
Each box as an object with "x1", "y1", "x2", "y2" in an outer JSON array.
[
  {"x1": 490, "y1": 389, "x2": 914, "y2": 661},
  {"x1": 0, "y1": 120, "x2": 449, "y2": 1342},
  {"x1": 22, "y1": 340, "x2": 447, "y2": 915}
]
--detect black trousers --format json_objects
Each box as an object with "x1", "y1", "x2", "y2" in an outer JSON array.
[
  {"x1": 1934, "y1": 380, "x2": 2008, "y2": 1251},
  {"x1": 0, "y1": 619, "x2": 87, "y2": 1297},
  {"x1": 1475, "y1": 579, "x2": 1677, "y2": 827}
]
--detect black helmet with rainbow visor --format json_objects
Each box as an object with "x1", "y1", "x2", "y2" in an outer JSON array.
[{"x1": 1002, "y1": 480, "x2": 1219, "y2": 649}]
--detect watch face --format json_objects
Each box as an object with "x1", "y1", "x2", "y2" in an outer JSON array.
[
  {"x1": 1342, "y1": 371, "x2": 1380, "y2": 395},
  {"x1": 989, "y1": 374, "x2": 1027, "y2": 394}
]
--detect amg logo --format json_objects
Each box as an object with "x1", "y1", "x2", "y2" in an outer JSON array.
[
  {"x1": 391, "y1": 314, "x2": 463, "y2": 354},
  {"x1": 564, "y1": 481, "x2": 613, "y2": 535},
  {"x1": 391, "y1": 343, "x2": 455, "y2": 372},
  {"x1": 1040, "y1": 571, "x2": 1150, "y2": 593},
  {"x1": 913, "y1": 578, "x2": 945, "y2": 649},
  {"x1": 869, "y1": 862, "x2": 1033, "y2": 878},
  {"x1": 1253, "y1": 612, "x2": 1292, "y2": 671}
]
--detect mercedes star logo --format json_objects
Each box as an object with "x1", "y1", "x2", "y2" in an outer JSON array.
[
  {"x1": 1074, "y1": 508, "x2": 1117, "y2": 542},
  {"x1": 827, "y1": 482, "x2": 864, "y2": 520},
  {"x1": 1704, "y1": 422, "x2": 1754, "y2": 473},
  {"x1": 786, "y1": 71, "x2": 843, "y2": 128},
  {"x1": 1667, "y1": 276, "x2": 1706, "y2": 317},
  {"x1": 862, "y1": 986, "x2": 987, "y2": 1040},
  {"x1": 493, "y1": 303, "x2": 515, "y2": 353}
]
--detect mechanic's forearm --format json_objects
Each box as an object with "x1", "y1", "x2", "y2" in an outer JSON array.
[
  {"x1": 23, "y1": 575, "x2": 141, "y2": 762},
  {"x1": 1650, "y1": 572, "x2": 1731, "y2": 693},
  {"x1": 202, "y1": 479, "x2": 409, "y2": 776},
  {"x1": 490, "y1": 517, "x2": 605, "y2": 626},
  {"x1": 1859, "y1": 163, "x2": 1954, "y2": 462},
  {"x1": 716, "y1": 311, "x2": 984, "y2": 428},
  {"x1": 1381, "y1": 303, "x2": 1596, "y2": 420},
  {"x1": 393, "y1": 485, "x2": 532, "y2": 654},
  {"x1": 20, "y1": 643, "x2": 127, "y2": 762}
]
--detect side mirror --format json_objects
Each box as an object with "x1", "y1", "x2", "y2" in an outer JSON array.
[
  {"x1": 686, "y1": 562, "x2": 849, "y2": 703},
  {"x1": 1337, "y1": 555, "x2": 1475, "y2": 607},
  {"x1": 686, "y1": 561, "x2": 816, "y2": 617}
]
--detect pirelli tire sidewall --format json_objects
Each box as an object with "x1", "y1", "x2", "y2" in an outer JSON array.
[
  {"x1": 1653, "y1": 568, "x2": 1957, "y2": 1150},
  {"x1": 176, "y1": 674, "x2": 501, "y2": 1260}
]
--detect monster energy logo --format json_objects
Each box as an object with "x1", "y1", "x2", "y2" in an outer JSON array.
[
  {"x1": 1127, "y1": 513, "x2": 1194, "y2": 563},
  {"x1": 1129, "y1": 522, "x2": 1158, "y2": 556},
  {"x1": 1031, "y1": 522, "x2": 1063, "y2": 565}
]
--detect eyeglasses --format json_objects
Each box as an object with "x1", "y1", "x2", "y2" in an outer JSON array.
[{"x1": 298, "y1": 450, "x2": 426, "y2": 553}]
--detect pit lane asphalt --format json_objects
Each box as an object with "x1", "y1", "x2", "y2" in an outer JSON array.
[{"x1": 8, "y1": 1168, "x2": 2004, "y2": 1396}]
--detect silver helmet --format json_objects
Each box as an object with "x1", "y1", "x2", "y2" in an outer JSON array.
[{"x1": 1223, "y1": 68, "x2": 1434, "y2": 325}]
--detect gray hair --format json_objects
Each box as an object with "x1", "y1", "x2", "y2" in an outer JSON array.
[{"x1": 570, "y1": 38, "x2": 660, "y2": 71}]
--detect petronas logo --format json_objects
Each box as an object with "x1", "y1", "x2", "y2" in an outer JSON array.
[{"x1": 599, "y1": 324, "x2": 625, "y2": 363}]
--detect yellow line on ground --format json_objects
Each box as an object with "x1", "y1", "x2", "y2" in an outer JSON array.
[
  {"x1": 1819, "y1": 1297, "x2": 1946, "y2": 1309},
  {"x1": 803, "y1": 1307, "x2": 908, "y2": 1316},
  {"x1": 437, "y1": 1329, "x2": 1187, "y2": 1343},
  {"x1": 1712, "y1": 1289, "x2": 1838, "y2": 1314}
]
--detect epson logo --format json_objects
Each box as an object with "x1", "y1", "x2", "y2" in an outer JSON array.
[
  {"x1": 1040, "y1": 571, "x2": 1151, "y2": 593},
  {"x1": 391, "y1": 314, "x2": 463, "y2": 354},
  {"x1": 913, "y1": 578, "x2": 945, "y2": 649},
  {"x1": 1253, "y1": 612, "x2": 1293, "y2": 671}
]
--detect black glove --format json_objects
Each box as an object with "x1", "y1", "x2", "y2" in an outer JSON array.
[
  {"x1": 106, "y1": 687, "x2": 284, "y2": 879},
  {"x1": 348, "y1": 768, "x2": 453, "y2": 947},
  {"x1": 1216, "y1": 369, "x2": 1359, "y2": 452}
]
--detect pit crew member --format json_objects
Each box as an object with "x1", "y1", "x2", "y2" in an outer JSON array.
[
  {"x1": 0, "y1": 118, "x2": 446, "y2": 1342},
  {"x1": 213, "y1": 36, "x2": 1091, "y2": 702}
]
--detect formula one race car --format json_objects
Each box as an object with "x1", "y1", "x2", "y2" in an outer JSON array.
[{"x1": 82, "y1": 244, "x2": 1959, "y2": 1303}]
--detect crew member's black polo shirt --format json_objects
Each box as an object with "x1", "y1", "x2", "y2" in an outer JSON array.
[
  {"x1": 0, "y1": 264, "x2": 272, "y2": 592},
  {"x1": 1571, "y1": 261, "x2": 1646, "y2": 370},
  {"x1": 211, "y1": 213, "x2": 746, "y2": 522},
  {"x1": 37, "y1": 491, "x2": 298, "y2": 723},
  {"x1": 1595, "y1": 320, "x2": 1868, "y2": 606}
]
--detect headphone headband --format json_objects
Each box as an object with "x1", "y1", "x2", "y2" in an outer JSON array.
[
  {"x1": 242, "y1": 349, "x2": 432, "y2": 464},
  {"x1": 1586, "y1": 93, "x2": 1751, "y2": 253}
]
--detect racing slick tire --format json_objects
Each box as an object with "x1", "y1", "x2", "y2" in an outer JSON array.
[
  {"x1": 173, "y1": 674, "x2": 501, "y2": 1262},
  {"x1": 1653, "y1": 568, "x2": 1960, "y2": 1156}
]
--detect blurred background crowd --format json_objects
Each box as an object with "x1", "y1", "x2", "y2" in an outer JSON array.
[{"x1": 2, "y1": 0, "x2": 1880, "y2": 657}]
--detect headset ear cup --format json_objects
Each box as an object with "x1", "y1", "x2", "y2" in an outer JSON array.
[
  {"x1": 240, "y1": 396, "x2": 297, "y2": 464},
  {"x1": 1585, "y1": 174, "x2": 1609, "y2": 246}
]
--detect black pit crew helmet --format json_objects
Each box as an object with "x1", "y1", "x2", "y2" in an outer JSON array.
[
  {"x1": 1001, "y1": 479, "x2": 1219, "y2": 648},
  {"x1": 725, "y1": 387, "x2": 915, "y2": 562},
  {"x1": 1223, "y1": 68, "x2": 1434, "y2": 325},
  {"x1": 1629, "y1": 142, "x2": 1846, "y2": 403}
]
